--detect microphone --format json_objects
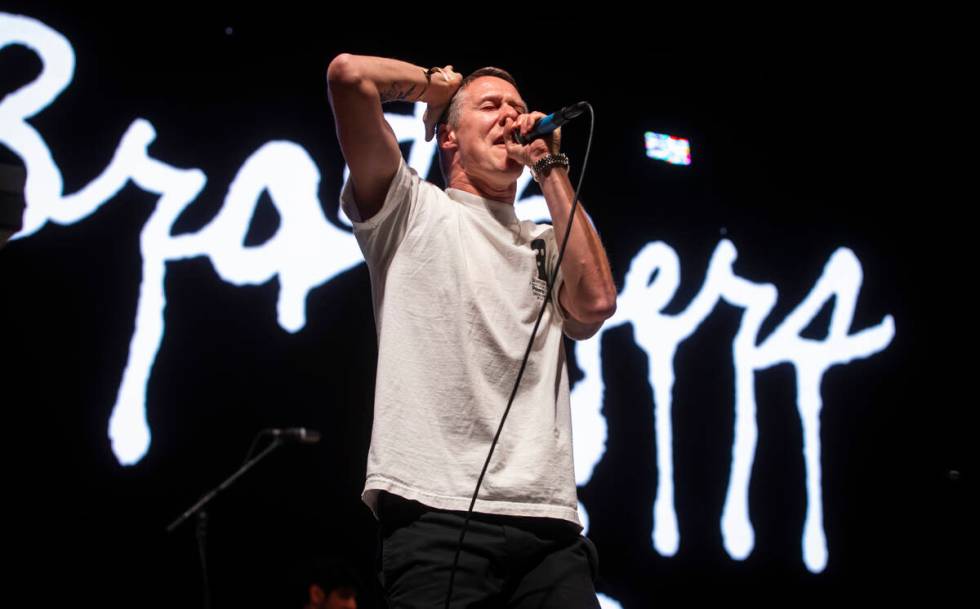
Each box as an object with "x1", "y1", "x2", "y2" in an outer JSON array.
[
  {"x1": 264, "y1": 427, "x2": 321, "y2": 444},
  {"x1": 512, "y1": 102, "x2": 588, "y2": 145}
]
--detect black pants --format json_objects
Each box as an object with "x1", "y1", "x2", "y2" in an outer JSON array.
[{"x1": 376, "y1": 492, "x2": 601, "y2": 609}]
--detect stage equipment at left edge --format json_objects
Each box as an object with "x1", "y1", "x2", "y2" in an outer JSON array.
[{"x1": 166, "y1": 427, "x2": 321, "y2": 609}]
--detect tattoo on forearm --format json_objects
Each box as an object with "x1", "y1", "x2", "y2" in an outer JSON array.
[{"x1": 379, "y1": 83, "x2": 418, "y2": 103}]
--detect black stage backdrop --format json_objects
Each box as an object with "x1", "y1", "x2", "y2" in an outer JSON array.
[{"x1": 0, "y1": 7, "x2": 966, "y2": 609}]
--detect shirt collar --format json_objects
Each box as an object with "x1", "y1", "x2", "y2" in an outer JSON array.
[{"x1": 446, "y1": 187, "x2": 519, "y2": 227}]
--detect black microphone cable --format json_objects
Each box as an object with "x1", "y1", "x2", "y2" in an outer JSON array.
[{"x1": 443, "y1": 102, "x2": 595, "y2": 609}]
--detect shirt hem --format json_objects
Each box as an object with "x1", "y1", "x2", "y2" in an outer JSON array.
[{"x1": 361, "y1": 475, "x2": 583, "y2": 531}]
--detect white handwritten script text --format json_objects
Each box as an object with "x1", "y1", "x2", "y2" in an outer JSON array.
[{"x1": 1, "y1": 13, "x2": 894, "y2": 575}]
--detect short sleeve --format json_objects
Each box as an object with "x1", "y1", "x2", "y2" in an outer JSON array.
[{"x1": 340, "y1": 156, "x2": 421, "y2": 269}]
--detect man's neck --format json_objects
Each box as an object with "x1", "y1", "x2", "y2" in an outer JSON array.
[{"x1": 448, "y1": 173, "x2": 516, "y2": 205}]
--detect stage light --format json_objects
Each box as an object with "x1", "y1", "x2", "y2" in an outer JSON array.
[{"x1": 644, "y1": 131, "x2": 691, "y2": 166}]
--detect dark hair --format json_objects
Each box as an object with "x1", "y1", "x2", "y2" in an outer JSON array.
[{"x1": 308, "y1": 560, "x2": 360, "y2": 597}]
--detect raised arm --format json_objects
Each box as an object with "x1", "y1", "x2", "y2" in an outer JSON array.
[{"x1": 325, "y1": 54, "x2": 460, "y2": 222}]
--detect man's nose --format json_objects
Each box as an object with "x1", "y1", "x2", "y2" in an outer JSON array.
[{"x1": 499, "y1": 105, "x2": 521, "y2": 124}]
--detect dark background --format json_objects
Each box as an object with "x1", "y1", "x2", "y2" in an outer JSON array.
[{"x1": 0, "y1": 6, "x2": 966, "y2": 608}]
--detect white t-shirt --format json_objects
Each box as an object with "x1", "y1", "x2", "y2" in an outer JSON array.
[{"x1": 341, "y1": 157, "x2": 581, "y2": 528}]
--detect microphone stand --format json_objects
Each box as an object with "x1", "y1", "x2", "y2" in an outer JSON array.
[{"x1": 166, "y1": 437, "x2": 285, "y2": 609}]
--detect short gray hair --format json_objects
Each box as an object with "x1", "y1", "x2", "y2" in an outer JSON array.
[
  {"x1": 441, "y1": 66, "x2": 519, "y2": 129},
  {"x1": 436, "y1": 67, "x2": 519, "y2": 182}
]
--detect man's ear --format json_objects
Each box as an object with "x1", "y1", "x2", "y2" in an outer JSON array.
[{"x1": 438, "y1": 123, "x2": 457, "y2": 152}]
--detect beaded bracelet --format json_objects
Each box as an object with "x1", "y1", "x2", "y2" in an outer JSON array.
[{"x1": 531, "y1": 153, "x2": 570, "y2": 182}]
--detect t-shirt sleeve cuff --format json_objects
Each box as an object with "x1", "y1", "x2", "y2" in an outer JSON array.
[{"x1": 339, "y1": 156, "x2": 415, "y2": 232}]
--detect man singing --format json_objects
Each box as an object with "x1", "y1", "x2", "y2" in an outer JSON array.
[{"x1": 327, "y1": 53, "x2": 616, "y2": 608}]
